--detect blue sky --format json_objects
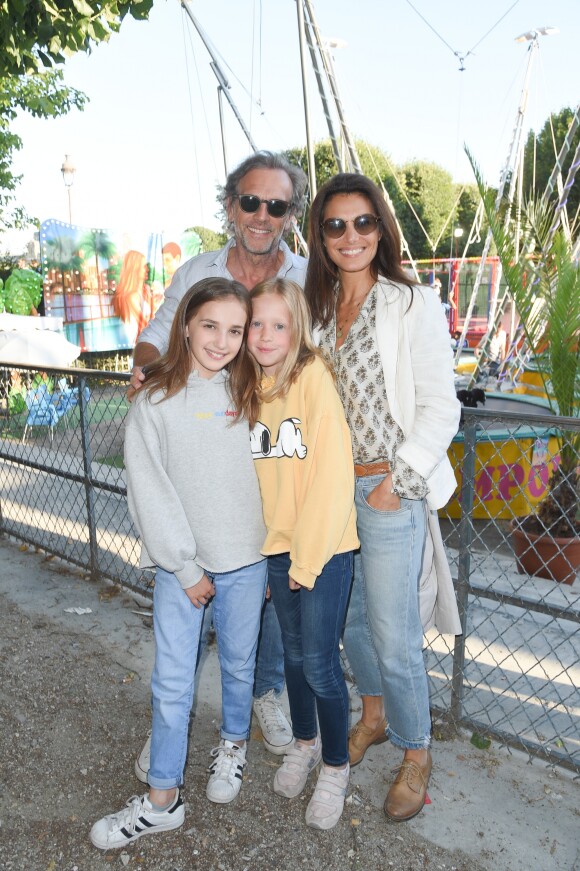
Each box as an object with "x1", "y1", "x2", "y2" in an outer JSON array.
[{"x1": 5, "y1": 0, "x2": 579, "y2": 253}]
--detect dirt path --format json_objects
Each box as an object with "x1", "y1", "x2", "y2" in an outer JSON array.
[{"x1": 1, "y1": 538, "x2": 577, "y2": 871}]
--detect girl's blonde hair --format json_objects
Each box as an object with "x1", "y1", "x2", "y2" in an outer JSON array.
[
  {"x1": 248, "y1": 278, "x2": 330, "y2": 423},
  {"x1": 143, "y1": 277, "x2": 258, "y2": 420}
]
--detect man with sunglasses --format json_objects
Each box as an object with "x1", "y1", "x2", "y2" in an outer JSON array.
[
  {"x1": 128, "y1": 151, "x2": 308, "y2": 769},
  {"x1": 130, "y1": 151, "x2": 307, "y2": 390}
]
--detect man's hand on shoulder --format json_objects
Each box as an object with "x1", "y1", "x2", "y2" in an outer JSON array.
[
  {"x1": 129, "y1": 341, "x2": 161, "y2": 401},
  {"x1": 128, "y1": 366, "x2": 146, "y2": 402}
]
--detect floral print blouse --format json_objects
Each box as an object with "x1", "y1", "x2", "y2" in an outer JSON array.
[{"x1": 319, "y1": 284, "x2": 428, "y2": 500}]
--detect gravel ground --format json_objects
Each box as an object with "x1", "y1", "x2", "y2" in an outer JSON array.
[{"x1": 1, "y1": 538, "x2": 577, "y2": 871}]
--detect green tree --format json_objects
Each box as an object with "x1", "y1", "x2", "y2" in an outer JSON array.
[
  {"x1": 0, "y1": 70, "x2": 86, "y2": 231},
  {"x1": 455, "y1": 184, "x2": 486, "y2": 258},
  {"x1": 1, "y1": 1, "x2": 153, "y2": 233},
  {"x1": 284, "y1": 140, "x2": 488, "y2": 263},
  {"x1": 522, "y1": 106, "x2": 580, "y2": 225},
  {"x1": 285, "y1": 140, "x2": 339, "y2": 194},
  {"x1": 396, "y1": 161, "x2": 458, "y2": 260},
  {"x1": 0, "y1": 0, "x2": 154, "y2": 77},
  {"x1": 284, "y1": 139, "x2": 400, "y2": 240},
  {"x1": 186, "y1": 226, "x2": 226, "y2": 255}
]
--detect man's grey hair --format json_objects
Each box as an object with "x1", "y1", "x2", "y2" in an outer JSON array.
[{"x1": 218, "y1": 151, "x2": 308, "y2": 217}]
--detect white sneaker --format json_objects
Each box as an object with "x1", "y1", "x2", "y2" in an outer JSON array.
[
  {"x1": 305, "y1": 764, "x2": 349, "y2": 830},
  {"x1": 273, "y1": 739, "x2": 322, "y2": 798},
  {"x1": 135, "y1": 732, "x2": 151, "y2": 784},
  {"x1": 90, "y1": 791, "x2": 184, "y2": 850},
  {"x1": 253, "y1": 690, "x2": 293, "y2": 755},
  {"x1": 206, "y1": 740, "x2": 246, "y2": 804}
]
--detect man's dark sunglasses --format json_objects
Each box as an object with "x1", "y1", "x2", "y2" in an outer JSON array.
[
  {"x1": 321, "y1": 214, "x2": 381, "y2": 239},
  {"x1": 235, "y1": 194, "x2": 291, "y2": 218}
]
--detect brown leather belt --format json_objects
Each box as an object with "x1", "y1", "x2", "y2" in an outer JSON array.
[{"x1": 354, "y1": 461, "x2": 391, "y2": 477}]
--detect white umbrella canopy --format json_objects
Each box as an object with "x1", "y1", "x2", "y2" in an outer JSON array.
[{"x1": 0, "y1": 329, "x2": 81, "y2": 367}]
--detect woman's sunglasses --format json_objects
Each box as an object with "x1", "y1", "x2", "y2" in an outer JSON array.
[
  {"x1": 321, "y1": 214, "x2": 381, "y2": 239},
  {"x1": 235, "y1": 194, "x2": 291, "y2": 218}
]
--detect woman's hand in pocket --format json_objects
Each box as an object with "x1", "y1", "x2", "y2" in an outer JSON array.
[{"x1": 366, "y1": 473, "x2": 400, "y2": 511}]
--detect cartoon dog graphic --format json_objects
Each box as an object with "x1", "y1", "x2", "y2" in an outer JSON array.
[{"x1": 251, "y1": 418, "x2": 307, "y2": 460}]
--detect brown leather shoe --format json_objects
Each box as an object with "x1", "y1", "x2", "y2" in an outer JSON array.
[
  {"x1": 383, "y1": 751, "x2": 432, "y2": 822},
  {"x1": 348, "y1": 717, "x2": 388, "y2": 766}
]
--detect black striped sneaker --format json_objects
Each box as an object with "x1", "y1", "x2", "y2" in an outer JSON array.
[
  {"x1": 90, "y1": 791, "x2": 184, "y2": 850},
  {"x1": 206, "y1": 740, "x2": 246, "y2": 803}
]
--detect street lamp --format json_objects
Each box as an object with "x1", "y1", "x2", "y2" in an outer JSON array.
[
  {"x1": 61, "y1": 154, "x2": 76, "y2": 224},
  {"x1": 515, "y1": 25, "x2": 559, "y2": 43}
]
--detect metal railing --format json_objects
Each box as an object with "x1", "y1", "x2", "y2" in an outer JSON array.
[{"x1": 1, "y1": 364, "x2": 579, "y2": 773}]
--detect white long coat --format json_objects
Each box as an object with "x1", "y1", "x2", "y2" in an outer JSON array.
[{"x1": 375, "y1": 278, "x2": 462, "y2": 635}]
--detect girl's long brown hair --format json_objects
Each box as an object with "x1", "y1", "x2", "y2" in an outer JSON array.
[
  {"x1": 143, "y1": 277, "x2": 259, "y2": 421},
  {"x1": 304, "y1": 173, "x2": 414, "y2": 328}
]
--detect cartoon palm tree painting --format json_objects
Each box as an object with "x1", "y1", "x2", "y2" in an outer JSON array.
[
  {"x1": 78, "y1": 230, "x2": 117, "y2": 316},
  {"x1": 43, "y1": 234, "x2": 83, "y2": 321}
]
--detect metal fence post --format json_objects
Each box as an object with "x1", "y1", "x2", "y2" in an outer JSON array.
[
  {"x1": 450, "y1": 414, "x2": 477, "y2": 725},
  {"x1": 78, "y1": 374, "x2": 99, "y2": 579}
]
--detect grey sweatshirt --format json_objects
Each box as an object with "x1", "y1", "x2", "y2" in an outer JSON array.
[{"x1": 125, "y1": 370, "x2": 266, "y2": 589}]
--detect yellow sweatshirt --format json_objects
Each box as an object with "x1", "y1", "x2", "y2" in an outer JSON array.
[{"x1": 250, "y1": 356, "x2": 359, "y2": 589}]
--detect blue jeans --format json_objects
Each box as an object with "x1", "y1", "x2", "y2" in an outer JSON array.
[
  {"x1": 254, "y1": 596, "x2": 285, "y2": 698},
  {"x1": 148, "y1": 561, "x2": 267, "y2": 790},
  {"x1": 268, "y1": 551, "x2": 353, "y2": 767},
  {"x1": 342, "y1": 475, "x2": 431, "y2": 750},
  {"x1": 198, "y1": 594, "x2": 285, "y2": 699}
]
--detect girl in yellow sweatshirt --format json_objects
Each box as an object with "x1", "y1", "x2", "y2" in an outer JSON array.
[{"x1": 246, "y1": 278, "x2": 359, "y2": 831}]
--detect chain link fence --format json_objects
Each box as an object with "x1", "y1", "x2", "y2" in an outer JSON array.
[{"x1": 1, "y1": 364, "x2": 579, "y2": 773}]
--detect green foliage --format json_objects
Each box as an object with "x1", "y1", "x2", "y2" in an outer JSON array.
[
  {"x1": 397, "y1": 161, "x2": 457, "y2": 259},
  {"x1": 471, "y1": 150, "x2": 580, "y2": 535},
  {"x1": 356, "y1": 140, "x2": 395, "y2": 185},
  {"x1": 285, "y1": 141, "x2": 339, "y2": 192},
  {"x1": 186, "y1": 226, "x2": 227, "y2": 254},
  {"x1": 456, "y1": 185, "x2": 487, "y2": 257},
  {"x1": 0, "y1": 70, "x2": 85, "y2": 231},
  {"x1": 470, "y1": 731, "x2": 491, "y2": 750},
  {"x1": 0, "y1": 2, "x2": 151, "y2": 231},
  {"x1": 284, "y1": 140, "x2": 483, "y2": 261},
  {"x1": 3, "y1": 266, "x2": 43, "y2": 314},
  {"x1": 522, "y1": 106, "x2": 580, "y2": 225},
  {"x1": 0, "y1": 254, "x2": 20, "y2": 278},
  {"x1": 0, "y1": 0, "x2": 154, "y2": 77}
]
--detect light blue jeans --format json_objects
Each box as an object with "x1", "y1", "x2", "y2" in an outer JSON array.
[
  {"x1": 148, "y1": 561, "x2": 267, "y2": 790},
  {"x1": 343, "y1": 474, "x2": 431, "y2": 750},
  {"x1": 196, "y1": 593, "x2": 285, "y2": 699}
]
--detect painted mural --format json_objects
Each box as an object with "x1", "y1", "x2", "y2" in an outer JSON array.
[{"x1": 40, "y1": 220, "x2": 202, "y2": 353}]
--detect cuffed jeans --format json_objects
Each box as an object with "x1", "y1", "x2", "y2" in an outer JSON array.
[
  {"x1": 343, "y1": 475, "x2": 431, "y2": 750},
  {"x1": 268, "y1": 551, "x2": 353, "y2": 767},
  {"x1": 148, "y1": 561, "x2": 267, "y2": 790}
]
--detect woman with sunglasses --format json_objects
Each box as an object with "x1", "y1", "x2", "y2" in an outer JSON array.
[{"x1": 304, "y1": 173, "x2": 461, "y2": 823}]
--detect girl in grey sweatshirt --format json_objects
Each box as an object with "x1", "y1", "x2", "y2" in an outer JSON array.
[{"x1": 91, "y1": 278, "x2": 267, "y2": 851}]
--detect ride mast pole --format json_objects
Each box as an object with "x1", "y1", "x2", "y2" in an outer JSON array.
[
  {"x1": 180, "y1": 1, "x2": 258, "y2": 156},
  {"x1": 296, "y1": 0, "x2": 317, "y2": 199},
  {"x1": 463, "y1": 35, "x2": 540, "y2": 377}
]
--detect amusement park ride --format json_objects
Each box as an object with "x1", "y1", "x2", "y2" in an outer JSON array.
[{"x1": 3, "y1": 2, "x2": 579, "y2": 534}]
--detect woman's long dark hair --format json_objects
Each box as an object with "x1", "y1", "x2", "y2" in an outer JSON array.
[
  {"x1": 304, "y1": 173, "x2": 414, "y2": 328},
  {"x1": 143, "y1": 277, "x2": 258, "y2": 420}
]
